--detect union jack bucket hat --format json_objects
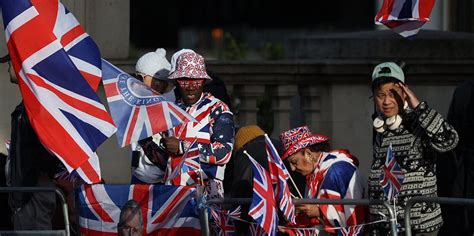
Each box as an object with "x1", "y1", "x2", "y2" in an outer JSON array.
[
  {"x1": 279, "y1": 126, "x2": 330, "y2": 160},
  {"x1": 168, "y1": 51, "x2": 212, "y2": 81}
]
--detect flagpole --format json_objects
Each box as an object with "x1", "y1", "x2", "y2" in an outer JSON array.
[
  {"x1": 263, "y1": 134, "x2": 304, "y2": 199},
  {"x1": 288, "y1": 174, "x2": 304, "y2": 199},
  {"x1": 245, "y1": 148, "x2": 304, "y2": 199}
]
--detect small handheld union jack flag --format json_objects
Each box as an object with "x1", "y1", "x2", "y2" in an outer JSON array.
[
  {"x1": 339, "y1": 224, "x2": 364, "y2": 236},
  {"x1": 264, "y1": 134, "x2": 296, "y2": 224},
  {"x1": 210, "y1": 206, "x2": 241, "y2": 236},
  {"x1": 247, "y1": 152, "x2": 278, "y2": 236},
  {"x1": 101, "y1": 59, "x2": 196, "y2": 147},
  {"x1": 379, "y1": 143, "x2": 404, "y2": 201}
]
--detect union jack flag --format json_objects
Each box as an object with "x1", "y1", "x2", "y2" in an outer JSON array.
[
  {"x1": 285, "y1": 227, "x2": 318, "y2": 236},
  {"x1": 101, "y1": 59, "x2": 195, "y2": 147},
  {"x1": 165, "y1": 140, "x2": 202, "y2": 186},
  {"x1": 1, "y1": 0, "x2": 116, "y2": 183},
  {"x1": 375, "y1": 0, "x2": 435, "y2": 38},
  {"x1": 249, "y1": 223, "x2": 268, "y2": 236},
  {"x1": 379, "y1": 144, "x2": 404, "y2": 201},
  {"x1": 264, "y1": 134, "x2": 296, "y2": 224},
  {"x1": 339, "y1": 225, "x2": 364, "y2": 236},
  {"x1": 77, "y1": 184, "x2": 200, "y2": 235},
  {"x1": 166, "y1": 92, "x2": 234, "y2": 185},
  {"x1": 247, "y1": 154, "x2": 278, "y2": 236},
  {"x1": 210, "y1": 206, "x2": 241, "y2": 236}
]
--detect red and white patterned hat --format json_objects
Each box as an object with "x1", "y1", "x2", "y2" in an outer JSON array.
[
  {"x1": 279, "y1": 126, "x2": 330, "y2": 160},
  {"x1": 168, "y1": 51, "x2": 212, "y2": 80}
]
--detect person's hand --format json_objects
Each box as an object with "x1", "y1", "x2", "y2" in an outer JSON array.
[
  {"x1": 397, "y1": 82, "x2": 420, "y2": 109},
  {"x1": 296, "y1": 204, "x2": 320, "y2": 217},
  {"x1": 161, "y1": 137, "x2": 181, "y2": 154}
]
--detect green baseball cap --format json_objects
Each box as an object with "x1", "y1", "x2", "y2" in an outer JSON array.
[{"x1": 372, "y1": 62, "x2": 405, "y2": 84}]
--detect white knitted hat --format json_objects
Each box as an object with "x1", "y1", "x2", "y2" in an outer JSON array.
[{"x1": 135, "y1": 48, "x2": 171, "y2": 81}]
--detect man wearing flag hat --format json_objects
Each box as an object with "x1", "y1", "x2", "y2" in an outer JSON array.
[
  {"x1": 161, "y1": 50, "x2": 235, "y2": 199},
  {"x1": 369, "y1": 62, "x2": 458, "y2": 235}
]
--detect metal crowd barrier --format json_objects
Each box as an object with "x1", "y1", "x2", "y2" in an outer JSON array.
[
  {"x1": 404, "y1": 197, "x2": 474, "y2": 236},
  {"x1": 0, "y1": 187, "x2": 70, "y2": 236},
  {"x1": 200, "y1": 197, "x2": 398, "y2": 236}
]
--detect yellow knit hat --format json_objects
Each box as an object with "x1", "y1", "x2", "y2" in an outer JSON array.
[{"x1": 234, "y1": 125, "x2": 265, "y2": 152}]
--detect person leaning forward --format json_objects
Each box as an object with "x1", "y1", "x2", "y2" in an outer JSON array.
[{"x1": 279, "y1": 126, "x2": 367, "y2": 236}]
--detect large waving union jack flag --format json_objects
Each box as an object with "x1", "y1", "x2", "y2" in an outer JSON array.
[
  {"x1": 101, "y1": 59, "x2": 196, "y2": 147},
  {"x1": 1, "y1": 0, "x2": 116, "y2": 183},
  {"x1": 77, "y1": 184, "x2": 200, "y2": 235},
  {"x1": 264, "y1": 134, "x2": 296, "y2": 224},
  {"x1": 247, "y1": 154, "x2": 278, "y2": 236},
  {"x1": 379, "y1": 144, "x2": 404, "y2": 201},
  {"x1": 375, "y1": 0, "x2": 435, "y2": 38}
]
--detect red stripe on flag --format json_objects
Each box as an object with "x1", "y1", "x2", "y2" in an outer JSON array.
[
  {"x1": 194, "y1": 107, "x2": 212, "y2": 122},
  {"x1": 208, "y1": 155, "x2": 216, "y2": 164},
  {"x1": 377, "y1": 0, "x2": 395, "y2": 22},
  {"x1": 152, "y1": 187, "x2": 190, "y2": 224},
  {"x1": 419, "y1": 0, "x2": 435, "y2": 19},
  {"x1": 103, "y1": 82, "x2": 119, "y2": 98},
  {"x1": 84, "y1": 186, "x2": 114, "y2": 222},
  {"x1": 132, "y1": 184, "x2": 150, "y2": 234},
  {"x1": 7, "y1": 0, "x2": 58, "y2": 64},
  {"x1": 168, "y1": 103, "x2": 193, "y2": 122},
  {"x1": 124, "y1": 107, "x2": 140, "y2": 145},
  {"x1": 18, "y1": 80, "x2": 89, "y2": 169},
  {"x1": 80, "y1": 71, "x2": 101, "y2": 92},
  {"x1": 32, "y1": 0, "x2": 58, "y2": 28},
  {"x1": 253, "y1": 182, "x2": 276, "y2": 232},
  {"x1": 7, "y1": 18, "x2": 55, "y2": 65},
  {"x1": 60, "y1": 25, "x2": 85, "y2": 47},
  {"x1": 248, "y1": 202, "x2": 264, "y2": 216},
  {"x1": 146, "y1": 103, "x2": 167, "y2": 134},
  {"x1": 27, "y1": 74, "x2": 114, "y2": 124},
  {"x1": 77, "y1": 159, "x2": 101, "y2": 184}
]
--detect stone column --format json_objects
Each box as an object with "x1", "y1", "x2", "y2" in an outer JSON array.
[
  {"x1": 63, "y1": 0, "x2": 130, "y2": 59},
  {"x1": 272, "y1": 85, "x2": 298, "y2": 138},
  {"x1": 237, "y1": 85, "x2": 265, "y2": 126},
  {"x1": 300, "y1": 85, "x2": 331, "y2": 135}
]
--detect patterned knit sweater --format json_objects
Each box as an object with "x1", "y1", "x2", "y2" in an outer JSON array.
[{"x1": 368, "y1": 101, "x2": 459, "y2": 233}]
